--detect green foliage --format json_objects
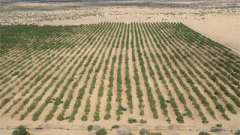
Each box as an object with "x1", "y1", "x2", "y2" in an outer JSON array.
[
  {"x1": 166, "y1": 117, "x2": 171, "y2": 123},
  {"x1": 140, "y1": 119, "x2": 147, "y2": 124},
  {"x1": 199, "y1": 131, "x2": 210, "y2": 135},
  {"x1": 128, "y1": 132, "x2": 134, "y2": 135},
  {"x1": 87, "y1": 125, "x2": 93, "y2": 132},
  {"x1": 2, "y1": 22, "x2": 240, "y2": 125},
  {"x1": 81, "y1": 115, "x2": 87, "y2": 121},
  {"x1": 139, "y1": 129, "x2": 161, "y2": 135},
  {"x1": 96, "y1": 128, "x2": 107, "y2": 135},
  {"x1": 104, "y1": 113, "x2": 111, "y2": 120},
  {"x1": 112, "y1": 125, "x2": 120, "y2": 129},
  {"x1": 94, "y1": 114, "x2": 100, "y2": 121},
  {"x1": 226, "y1": 103, "x2": 236, "y2": 114},
  {"x1": 12, "y1": 126, "x2": 30, "y2": 135},
  {"x1": 128, "y1": 118, "x2": 136, "y2": 123},
  {"x1": 0, "y1": 97, "x2": 11, "y2": 109},
  {"x1": 140, "y1": 129, "x2": 150, "y2": 135},
  {"x1": 176, "y1": 115, "x2": 184, "y2": 123},
  {"x1": 216, "y1": 124, "x2": 222, "y2": 127},
  {"x1": 12, "y1": 71, "x2": 20, "y2": 76},
  {"x1": 165, "y1": 100, "x2": 171, "y2": 103},
  {"x1": 57, "y1": 114, "x2": 65, "y2": 121},
  {"x1": 234, "y1": 130, "x2": 240, "y2": 135},
  {"x1": 118, "y1": 105, "x2": 127, "y2": 111}
]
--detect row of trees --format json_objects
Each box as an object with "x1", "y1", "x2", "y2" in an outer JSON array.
[
  {"x1": 141, "y1": 22, "x2": 191, "y2": 121},
  {"x1": 67, "y1": 23, "x2": 115, "y2": 122},
  {"x1": 163, "y1": 24, "x2": 235, "y2": 119},
  {"x1": 165, "y1": 22, "x2": 239, "y2": 110},
  {"x1": 155, "y1": 22, "x2": 237, "y2": 118},
  {"x1": 125, "y1": 24, "x2": 133, "y2": 113},
  {"x1": 41, "y1": 24, "x2": 108, "y2": 122},
  {"x1": 0, "y1": 22, "x2": 239, "y2": 123},
  {"x1": 134, "y1": 23, "x2": 159, "y2": 119},
  {"x1": 130, "y1": 23, "x2": 145, "y2": 116},
  {"x1": 174, "y1": 23, "x2": 239, "y2": 85},
  {"x1": 91, "y1": 23, "x2": 120, "y2": 121},
  {"x1": 145, "y1": 22, "x2": 209, "y2": 123},
  {"x1": 116, "y1": 24, "x2": 127, "y2": 121},
  {"x1": 0, "y1": 24, "x2": 96, "y2": 117},
  {"x1": 104, "y1": 23, "x2": 124, "y2": 120}
]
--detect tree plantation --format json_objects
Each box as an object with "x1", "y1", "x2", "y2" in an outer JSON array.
[{"x1": 0, "y1": 22, "x2": 239, "y2": 125}]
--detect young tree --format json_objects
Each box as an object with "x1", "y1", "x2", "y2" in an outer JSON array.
[
  {"x1": 96, "y1": 128, "x2": 107, "y2": 135},
  {"x1": 12, "y1": 126, "x2": 30, "y2": 135}
]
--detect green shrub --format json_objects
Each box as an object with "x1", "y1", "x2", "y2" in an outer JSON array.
[
  {"x1": 139, "y1": 128, "x2": 161, "y2": 135},
  {"x1": 12, "y1": 130, "x2": 20, "y2": 135},
  {"x1": 81, "y1": 115, "x2": 87, "y2": 121},
  {"x1": 176, "y1": 115, "x2": 184, "y2": 123},
  {"x1": 57, "y1": 114, "x2": 65, "y2": 121},
  {"x1": 87, "y1": 125, "x2": 93, "y2": 132},
  {"x1": 12, "y1": 71, "x2": 20, "y2": 76},
  {"x1": 96, "y1": 128, "x2": 107, "y2": 135},
  {"x1": 94, "y1": 114, "x2": 100, "y2": 121},
  {"x1": 165, "y1": 100, "x2": 171, "y2": 103},
  {"x1": 12, "y1": 126, "x2": 30, "y2": 135},
  {"x1": 140, "y1": 129, "x2": 149, "y2": 135},
  {"x1": 216, "y1": 124, "x2": 222, "y2": 127},
  {"x1": 140, "y1": 110, "x2": 144, "y2": 116},
  {"x1": 128, "y1": 132, "x2": 134, "y2": 135},
  {"x1": 234, "y1": 130, "x2": 240, "y2": 135},
  {"x1": 128, "y1": 118, "x2": 135, "y2": 123},
  {"x1": 140, "y1": 119, "x2": 147, "y2": 123},
  {"x1": 166, "y1": 117, "x2": 171, "y2": 123},
  {"x1": 104, "y1": 113, "x2": 111, "y2": 120},
  {"x1": 112, "y1": 125, "x2": 120, "y2": 129},
  {"x1": 199, "y1": 131, "x2": 210, "y2": 135},
  {"x1": 226, "y1": 103, "x2": 236, "y2": 114},
  {"x1": 118, "y1": 105, "x2": 127, "y2": 111}
]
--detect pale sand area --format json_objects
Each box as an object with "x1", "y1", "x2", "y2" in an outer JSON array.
[{"x1": 183, "y1": 14, "x2": 240, "y2": 55}]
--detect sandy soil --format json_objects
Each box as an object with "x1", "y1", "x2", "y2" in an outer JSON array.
[
  {"x1": 0, "y1": 129, "x2": 236, "y2": 135},
  {"x1": 0, "y1": 116, "x2": 239, "y2": 135}
]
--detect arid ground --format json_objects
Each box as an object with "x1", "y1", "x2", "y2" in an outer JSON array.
[{"x1": 0, "y1": 1, "x2": 239, "y2": 135}]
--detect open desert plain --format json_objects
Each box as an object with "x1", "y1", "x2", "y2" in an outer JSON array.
[{"x1": 0, "y1": 0, "x2": 240, "y2": 135}]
